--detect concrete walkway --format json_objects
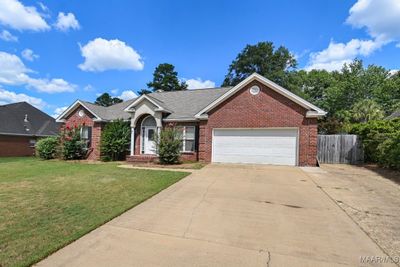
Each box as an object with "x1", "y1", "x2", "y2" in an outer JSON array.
[{"x1": 37, "y1": 164, "x2": 393, "y2": 267}]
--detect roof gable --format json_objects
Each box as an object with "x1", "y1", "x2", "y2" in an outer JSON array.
[
  {"x1": 194, "y1": 73, "x2": 327, "y2": 119},
  {"x1": 56, "y1": 100, "x2": 103, "y2": 122},
  {"x1": 124, "y1": 94, "x2": 172, "y2": 113}
]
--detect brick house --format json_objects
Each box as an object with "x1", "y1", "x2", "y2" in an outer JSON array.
[
  {"x1": 56, "y1": 73, "x2": 326, "y2": 166},
  {"x1": 0, "y1": 102, "x2": 59, "y2": 157}
]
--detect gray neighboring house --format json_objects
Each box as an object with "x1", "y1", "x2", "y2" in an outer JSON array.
[{"x1": 0, "y1": 102, "x2": 59, "y2": 157}]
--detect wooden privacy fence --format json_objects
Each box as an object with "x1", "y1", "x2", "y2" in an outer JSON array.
[{"x1": 317, "y1": 135, "x2": 364, "y2": 164}]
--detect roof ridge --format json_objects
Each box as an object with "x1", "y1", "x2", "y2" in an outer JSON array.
[
  {"x1": 0, "y1": 101, "x2": 26, "y2": 107},
  {"x1": 149, "y1": 87, "x2": 232, "y2": 95},
  {"x1": 108, "y1": 97, "x2": 138, "y2": 106}
]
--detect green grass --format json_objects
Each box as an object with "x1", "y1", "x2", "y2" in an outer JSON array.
[{"x1": 0, "y1": 157, "x2": 189, "y2": 267}]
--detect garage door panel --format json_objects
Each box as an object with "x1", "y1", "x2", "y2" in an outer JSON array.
[
  {"x1": 212, "y1": 129, "x2": 298, "y2": 166},
  {"x1": 214, "y1": 129, "x2": 297, "y2": 137},
  {"x1": 214, "y1": 154, "x2": 295, "y2": 165},
  {"x1": 213, "y1": 143, "x2": 296, "y2": 155}
]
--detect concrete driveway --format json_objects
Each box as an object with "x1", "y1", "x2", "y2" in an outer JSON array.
[{"x1": 38, "y1": 164, "x2": 393, "y2": 267}]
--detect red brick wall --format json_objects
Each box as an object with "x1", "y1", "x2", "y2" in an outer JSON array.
[
  {"x1": 0, "y1": 135, "x2": 36, "y2": 157},
  {"x1": 198, "y1": 80, "x2": 318, "y2": 166},
  {"x1": 63, "y1": 106, "x2": 103, "y2": 160}
]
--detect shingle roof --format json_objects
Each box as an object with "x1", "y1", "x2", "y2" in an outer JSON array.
[
  {"x1": 79, "y1": 99, "x2": 136, "y2": 121},
  {"x1": 76, "y1": 87, "x2": 232, "y2": 121},
  {"x1": 0, "y1": 102, "x2": 59, "y2": 136},
  {"x1": 148, "y1": 87, "x2": 232, "y2": 120}
]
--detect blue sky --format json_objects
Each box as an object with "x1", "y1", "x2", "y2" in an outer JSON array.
[{"x1": 0, "y1": 0, "x2": 399, "y2": 117}]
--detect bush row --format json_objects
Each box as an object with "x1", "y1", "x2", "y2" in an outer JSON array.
[
  {"x1": 36, "y1": 120, "x2": 132, "y2": 161},
  {"x1": 36, "y1": 126, "x2": 87, "y2": 160},
  {"x1": 349, "y1": 119, "x2": 400, "y2": 169}
]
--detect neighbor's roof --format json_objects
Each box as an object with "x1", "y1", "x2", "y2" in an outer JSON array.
[{"x1": 0, "y1": 102, "x2": 59, "y2": 136}]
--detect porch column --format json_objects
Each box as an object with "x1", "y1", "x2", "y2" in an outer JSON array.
[{"x1": 130, "y1": 127, "x2": 135, "y2": 156}]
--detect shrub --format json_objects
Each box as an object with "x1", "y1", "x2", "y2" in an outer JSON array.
[
  {"x1": 377, "y1": 131, "x2": 400, "y2": 170},
  {"x1": 349, "y1": 119, "x2": 400, "y2": 169},
  {"x1": 349, "y1": 119, "x2": 399, "y2": 162},
  {"x1": 155, "y1": 127, "x2": 181, "y2": 164},
  {"x1": 100, "y1": 119, "x2": 131, "y2": 161},
  {"x1": 60, "y1": 126, "x2": 86, "y2": 160},
  {"x1": 35, "y1": 136, "x2": 59, "y2": 159}
]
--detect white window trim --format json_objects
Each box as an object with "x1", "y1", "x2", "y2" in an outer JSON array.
[{"x1": 179, "y1": 126, "x2": 195, "y2": 153}]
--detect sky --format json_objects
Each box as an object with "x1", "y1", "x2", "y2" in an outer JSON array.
[{"x1": 0, "y1": 0, "x2": 400, "y2": 118}]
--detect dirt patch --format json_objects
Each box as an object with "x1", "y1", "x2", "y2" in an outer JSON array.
[
  {"x1": 363, "y1": 164, "x2": 400, "y2": 185},
  {"x1": 303, "y1": 164, "x2": 400, "y2": 263}
]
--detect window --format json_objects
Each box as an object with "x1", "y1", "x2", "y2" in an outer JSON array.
[
  {"x1": 80, "y1": 126, "x2": 92, "y2": 148},
  {"x1": 29, "y1": 139, "x2": 36, "y2": 148},
  {"x1": 250, "y1": 85, "x2": 260, "y2": 95},
  {"x1": 78, "y1": 109, "x2": 85, "y2": 117},
  {"x1": 148, "y1": 128, "x2": 155, "y2": 141},
  {"x1": 177, "y1": 126, "x2": 195, "y2": 152}
]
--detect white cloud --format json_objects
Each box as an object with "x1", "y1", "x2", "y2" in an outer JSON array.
[
  {"x1": 305, "y1": 0, "x2": 400, "y2": 71},
  {"x1": 118, "y1": 90, "x2": 137, "y2": 100},
  {"x1": 83, "y1": 84, "x2": 94, "y2": 91},
  {"x1": 0, "y1": 51, "x2": 76, "y2": 93},
  {"x1": 24, "y1": 77, "x2": 76, "y2": 93},
  {"x1": 54, "y1": 12, "x2": 80, "y2": 32},
  {"x1": 21, "y1": 49, "x2": 39, "y2": 61},
  {"x1": 111, "y1": 89, "x2": 119, "y2": 95},
  {"x1": 0, "y1": 51, "x2": 30, "y2": 84},
  {"x1": 0, "y1": 0, "x2": 50, "y2": 31},
  {"x1": 305, "y1": 39, "x2": 384, "y2": 71},
  {"x1": 0, "y1": 30, "x2": 18, "y2": 42},
  {"x1": 0, "y1": 88, "x2": 46, "y2": 109},
  {"x1": 37, "y1": 2, "x2": 49, "y2": 12},
  {"x1": 347, "y1": 0, "x2": 400, "y2": 44},
  {"x1": 184, "y1": 78, "x2": 216, "y2": 89},
  {"x1": 78, "y1": 38, "x2": 144, "y2": 72},
  {"x1": 52, "y1": 106, "x2": 68, "y2": 118}
]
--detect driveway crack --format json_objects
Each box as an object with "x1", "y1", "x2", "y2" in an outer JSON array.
[
  {"x1": 337, "y1": 200, "x2": 396, "y2": 217},
  {"x1": 266, "y1": 251, "x2": 271, "y2": 267},
  {"x1": 183, "y1": 178, "x2": 217, "y2": 238}
]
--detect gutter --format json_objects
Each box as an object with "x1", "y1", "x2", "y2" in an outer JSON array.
[{"x1": 0, "y1": 132, "x2": 56, "y2": 137}]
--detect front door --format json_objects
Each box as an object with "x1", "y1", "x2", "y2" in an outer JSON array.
[{"x1": 144, "y1": 127, "x2": 156, "y2": 154}]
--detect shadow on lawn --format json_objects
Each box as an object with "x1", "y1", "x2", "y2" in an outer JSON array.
[
  {"x1": 0, "y1": 156, "x2": 36, "y2": 163},
  {"x1": 363, "y1": 164, "x2": 400, "y2": 185}
]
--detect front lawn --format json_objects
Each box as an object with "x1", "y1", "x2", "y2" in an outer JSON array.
[{"x1": 0, "y1": 157, "x2": 189, "y2": 267}]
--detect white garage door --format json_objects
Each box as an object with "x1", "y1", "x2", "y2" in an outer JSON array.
[{"x1": 212, "y1": 129, "x2": 298, "y2": 166}]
